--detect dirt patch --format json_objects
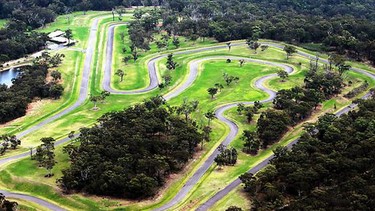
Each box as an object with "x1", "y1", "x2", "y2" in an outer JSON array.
[{"x1": 0, "y1": 99, "x2": 54, "y2": 129}]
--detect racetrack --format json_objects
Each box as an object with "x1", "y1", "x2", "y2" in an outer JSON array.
[{"x1": 1, "y1": 18, "x2": 375, "y2": 211}]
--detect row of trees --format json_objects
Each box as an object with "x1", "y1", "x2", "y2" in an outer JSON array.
[
  {"x1": 0, "y1": 1, "x2": 164, "y2": 27},
  {"x1": 161, "y1": 0, "x2": 375, "y2": 64},
  {"x1": 239, "y1": 56, "x2": 347, "y2": 155},
  {"x1": 0, "y1": 135, "x2": 21, "y2": 156},
  {"x1": 58, "y1": 96, "x2": 203, "y2": 198},
  {"x1": 0, "y1": 52, "x2": 65, "y2": 123},
  {"x1": 240, "y1": 95, "x2": 375, "y2": 210}
]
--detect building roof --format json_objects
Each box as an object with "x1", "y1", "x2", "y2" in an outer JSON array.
[{"x1": 48, "y1": 30, "x2": 65, "y2": 38}]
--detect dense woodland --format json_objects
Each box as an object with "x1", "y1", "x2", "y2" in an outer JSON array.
[
  {"x1": 58, "y1": 97, "x2": 203, "y2": 198},
  {"x1": 160, "y1": 0, "x2": 375, "y2": 64},
  {"x1": 0, "y1": 52, "x2": 64, "y2": 124},
  {"x1": 0, "y1": 20, "x2": 49, "y2": 64},
  {"x1": 237, "y1": 57, "x2": 346, "y2": 155},
  {"x1": 1, "y1": 1, "x2": 375, "y2": 64},
  {"x1": 240, "y1": 96, "x2": 375, "y2": 210}
]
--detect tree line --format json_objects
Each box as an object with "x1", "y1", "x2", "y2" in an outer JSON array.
[
  {"x1": 58, "y1": 96, "x2": 203, "y2": 198},
  {"x1": 0, "y1": 20, "x2": 49, "y2": 64},
  {"x1": 239, "y1": 56, "x2": 347, "y2": 155},
  {"x1": 240, "y1": 95, "x2": 375, "y2": 210},
  {"x1": 0, "y1": 52, "x2": 64, "y2": 124},
  {"x1": 0, "y1": 1, "x2": 163, "y2": 27},
  {"x1": 160, "y1": 0, "x2": 375, "y2": 64}
]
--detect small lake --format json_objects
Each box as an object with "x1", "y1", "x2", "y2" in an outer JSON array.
[{"x1": 0, "y1": 67, "x2": 20, "y2": 87}]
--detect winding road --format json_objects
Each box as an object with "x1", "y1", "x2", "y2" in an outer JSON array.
[
  {"x1": 1, "y1": 18, "x2": 374, "y2": 211},
  {"x1": 195, "y1": 45, "x2": 375, "y2": 211}
]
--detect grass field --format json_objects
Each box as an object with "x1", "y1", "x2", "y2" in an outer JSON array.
[
  {"x1": 0, "y1": 19, "x2": 7, "y2": 28},
  {"x1": 0, "y1": 10, "x2": 374, "y2": 211}
]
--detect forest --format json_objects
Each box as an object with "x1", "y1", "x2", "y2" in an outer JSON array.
[
  {"x1": 58, "y1": 97, "x2": 203, "y2": 198},
  {"x1": 1, "y1": 0, "x2": 375, "y2": 64},
  {"x1": 240, "y1": 96, "x2": 375, "y2": 210},
  {"x1": 0, "y1": 52, "x2": 64, "y2": 123},
  {"x1": 161, "y1": 0, "x2": 375, "y2": 64},
  {"x1": 0, "y1": 20, "x2": 49, "y2": 64}
]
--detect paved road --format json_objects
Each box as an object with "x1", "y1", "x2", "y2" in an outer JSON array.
[
  {"x1": 16, "y1": 18, "x2": 99, "y2": 139},
  {"x1": 152, "y1": 58, "x2": 294, "y2": 211},
  {"x1": 2, "y1": 190, "x2": 66, "y2": 211},
  {"x1": 195, "y1": 43, "x2": 375, "y2": 211}
]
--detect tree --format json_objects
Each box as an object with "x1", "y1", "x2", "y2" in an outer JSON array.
[
  {"x1": 49, "y1": 84, "x2": 64, "y2": 99},
  {"x1": 207, "y1": 87, "x2": 218, "y2": 99},
  {"x1": 277, "y1": 70, "x2": 289, "y2": 82},
  {"x1": 226, "y1": 42, "x2": 231, "y2": 51},
  {"x1": 176, "y1": 98, "x2": 199, "y2": 122},
  {"x1": 172, "y1": 36, "x2": 180, "y2": 48},
  {"x1": 115, "y1": 69, "x2": 125, "y2": 82},
  {"x1": 166, "y1": 53, "x2": 177, "y2": 70},
  {"x1": 239, "y1": 59, "x2": 245, "y2": 67},
  {"x1": 89, "y1": 95, "x2": 101, "y2": 110},
  {"x1": 162, "y1": 74, "x2": 172, "y2": 86},
  {"x1": 215, "y1": 83, "x2": 224, "y2": 92},
  {"x1": 202, "y1": 125, "x2": 212, "y2": 149},
  {"x1": 261, "y1": 45, "x2": 269, "y2": 51},
  {"x1": 226, "y1": 206, "x2": 242, "y2": 211},
  {"x1": 215, "y1": 145, "x2": 238, "y2": 167},
  {"x1": 237, "y1": 103, "x2": 245, "y2": 115},
  {"x1": 68, "y1": 131, "x2": 75, "y2": 140},
  {"x1": 205, "y1": 110, "x2": 216, "y2": 126},
  {"x1": 156, "y1": 40, "x2": 167, "y2": 52},
  {"x1": 122, "y1": 56, "x2": 132, "y2": 65},
  {"x1": 223, "y1": 73, "x2": 239, "y2": 86},
  {"x1": 34, "y1": 137, "x2": 56, "y2": 177},
  {"x1": 100, "y1": 91, "x2": 110, "y2": 103},
  {"x1": 254, "y1": 101, "x2": 263, "y2": 110},
  {"x1": 242, "y1": 130, "x2": 260, "y2": 154},
  {"x1": 244, "y1": 108, "x2": 254, "y2": 123},
  {"x1": 1, "y1": 135, "x2": 21, "y2": 151},
  {"x1": 257, "y1": 110, "x2": 290, "y2": 148},
  {"x1": 0, "y1": 193, "x2": 18, "y2": 211},
  {"x1": 50, "y1": 70, "x2": 62, "y2": 81},
  {"x1": 50, "y1": 54, "x2": 65, "y2": 67},
  {"x1": 337, "y1": 63, "x2": 351, "y2": 76},
  {"x1": 248, "y1": 40, "x2": 260, "y2": 53},
  {"x1": 132, "y1": 50, "x2": 138, "y2": 62},
  {"x1": 283, "y1": 45, "x2": 297, "y2": 60},
  {"x1": 64, "y1": 29, "x2": 73, "y2": 45}
]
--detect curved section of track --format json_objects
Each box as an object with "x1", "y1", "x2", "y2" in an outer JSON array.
[
  {"x1": 152, "y1": 57, "x2": 294, "y2": 211},
  {"x1": 196, "y1": 43, "x2": 375, "y2": 211},
  {"x1": 1, "y1": 190, "x2": 66, "y2": 211}
]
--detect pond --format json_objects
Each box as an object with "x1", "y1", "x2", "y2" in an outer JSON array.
[{"x1": 0, "y1": 67, "x2": 20, "y2": 87}]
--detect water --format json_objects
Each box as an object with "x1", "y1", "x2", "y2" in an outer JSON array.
[{"x1": 0, "y1": 67, "x2": 19, "y2": 87}]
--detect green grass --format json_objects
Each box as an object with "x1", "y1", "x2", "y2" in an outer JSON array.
[{"x1": 0, "y1": 19, "x2": 7, "y2": 28}]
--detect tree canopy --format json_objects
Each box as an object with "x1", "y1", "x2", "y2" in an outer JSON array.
[
  {"x1": 58, "y1": 96, "x2": 203, "y2": 198},
  {"x1": 241, "y1": 96, "x2": 375, "y2": 210}
]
